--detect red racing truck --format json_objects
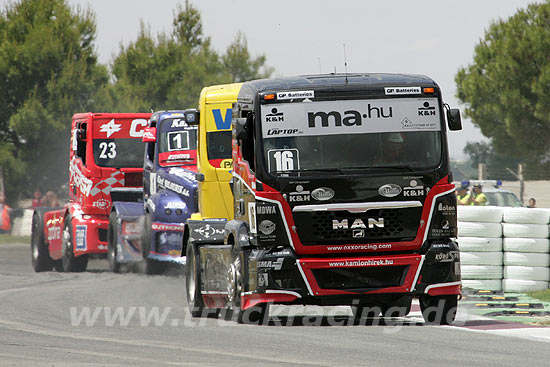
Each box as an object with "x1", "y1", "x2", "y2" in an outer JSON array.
[{"x1": 31, "y1": 112, "x2": 151, "y2": 272}]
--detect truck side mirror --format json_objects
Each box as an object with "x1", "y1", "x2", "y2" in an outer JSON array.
[
  {"x1": 142, "y1": 127, "x2": 157, "y2": 142},
  {"x1": 184, "y1": 109, "x2": 199, "y2": 126},
  {"x1": 235, "y1": 118, "x2": 248, "y2": 140},
  {"x1": 447, "y1": 108, "x2": 462, "y2": 131}
]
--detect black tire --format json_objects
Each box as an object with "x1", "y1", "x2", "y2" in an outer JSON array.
[
  {"x1": 61, "y1": 217, "x2": 88, "y2": 272},
  {"x1": 185, "y1": 239, "x2": 205, "y2": 317},
  {"x1": 30, "y1": 210, "x2": 54, "y2": 272},
  {"x1": 351, "y1": 305, "x2": 382, "y2": 320},
  {"x1": 140, "y1": 212, "x2": 164, "y2": 275},
  {"x1": 227, "y1": 244, "x2": 268, "y2": 325},
  {"x1": 381, "y1": 296, "x2": 412, "y2": 318},
  {"x1": 108, "y1": 211, "x2": 121, "y2": 273},
  {"x1": 419, "y1": 295, "x2": 458, "y2": 325}
]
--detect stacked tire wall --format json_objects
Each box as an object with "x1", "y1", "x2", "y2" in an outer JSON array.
[
  {"x1": 457, "y1": 206, "x2": 550, "y2": 292},
  {"x1": 458, "y1": 206, "x2": 504, "y2": 291},
  {"x1": 502, "y1": 208, "x2": 550, "y2": 292}
]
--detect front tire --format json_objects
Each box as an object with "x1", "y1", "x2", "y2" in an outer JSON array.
[
  {"x1": 61, "y1": 217, "x2": 88, "y2": 272},
  {"x1": 185, "y1": 239, "x2": 205, "y2": 317},
  {"x1": 30, "y1": 210, "x2": 54, "y2": 272},
  {"x1": 419, "y1": 295, "x2": 458, "y2": 325},
  {"x1": 108, "y1": 211, "x2": 121, "y2": 273},
  {"x1": 227, "y1": 244, "x2": 268, "y2": 325}
]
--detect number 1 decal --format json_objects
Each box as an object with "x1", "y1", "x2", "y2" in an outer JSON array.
[{"x1": 267, "y1": 149, "x2": 300, "y2": 172}]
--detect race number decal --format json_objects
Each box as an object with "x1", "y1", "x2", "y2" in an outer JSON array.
[
  {"x1": 98, "y1": 141, "x2": 117, "y2": 159},
  {"x1": 167, "y1": 131, "x2": 190, "y2": 151},
  {"x1": 267, "y1": 149, "x2": 299, "y2": 172}
]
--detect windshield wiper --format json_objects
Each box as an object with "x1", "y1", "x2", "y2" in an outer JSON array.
[
  {"x1": 275, "y1": 167, "x2": 345, "y2": 175},
  {"x1": 341, "y1": 165, "x2": 415, "y2": 172}
]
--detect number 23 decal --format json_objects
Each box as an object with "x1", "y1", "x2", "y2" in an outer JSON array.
[{"x1": 99, "y1": 141, "x2": 117, "y2": 159}]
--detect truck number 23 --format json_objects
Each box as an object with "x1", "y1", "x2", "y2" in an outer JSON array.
[{"x1": 99, "y1": 142, "x2": 117, "y2": 159}]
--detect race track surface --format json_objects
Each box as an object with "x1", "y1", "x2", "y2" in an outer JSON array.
[{"x1": 1, "y1": 241, "x2": 549, "y2": 366}]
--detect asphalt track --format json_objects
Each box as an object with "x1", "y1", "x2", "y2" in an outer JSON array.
[{"x1": 1, "y1": 241, "x2": 550, "y2": 366}]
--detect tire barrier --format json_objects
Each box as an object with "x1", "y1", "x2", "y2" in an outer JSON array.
[
  {"x1": 502, "y1": 223, "x2": 549, "y2": 239},
  {"x1": 458, "y1": 221, "x2": 502, "y2": 238},
  {"x1": 457, "y1": 205, "x2": 550, "y2": 292},
  {"x1": 503, "y1": 266, "x2": 550, "y2": 282},
  {"x1": 457, "y1": 237, "x2": 503, "y2": 252},
  {"x1": 502, "y1": 279, "x2": 550, "y2": 293},
  {"x1": 461, "y1": 265, "x2": 503, "y2": 280},
  {"x1": 503, "y1": 238, "x2": 550, "y2": 253},
  {"x1": 458, "y1": 205, "x2": 503, "y2": 223},
  {"x1": 503, "y1": 207, "x2": 550, "y2": 225},
  {"x1": 503, "y1": 252, "x2": 550, "y2": 267},
  {"x1": 461, "y1": 279, "x2": 502, "y2": 291},
  {"x1": 460, "y1": 251, "x2": 503, "y2": 266}
]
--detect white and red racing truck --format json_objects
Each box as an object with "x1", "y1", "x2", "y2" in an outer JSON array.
[{"x1": 31, "y1": 112, "x2": 151, "y2": 272}]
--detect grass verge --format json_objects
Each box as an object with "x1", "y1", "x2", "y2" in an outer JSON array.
[{"x1": 526, "y1": 289, "x2": 550, "y2": 303}]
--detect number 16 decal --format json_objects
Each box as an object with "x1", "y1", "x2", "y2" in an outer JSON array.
[{"x1": 267, "y1": 149, "x2": 299, "y2": 172}]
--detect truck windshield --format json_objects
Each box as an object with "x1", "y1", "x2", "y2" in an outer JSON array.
[
  {"x1": 157, "y1": 120, "x2": 198, "y2": 167},
  {"x1": 261, "y1": 98, "x2": 442, "y2": 174},
  {"x1": 93, "y1": 139, "x2": 144, "y2": 168}
]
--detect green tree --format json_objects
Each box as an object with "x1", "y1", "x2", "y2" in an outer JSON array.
[
  {"x1": 106, "y1": 0, "x2": 273, "y2": 112},
  {"x1": 0, "y1": 0, "x2": 108, "y2": 203},
  {"x1": 456, "y1": 2, "x2": 550, "y2": 176},
  {"x1": 463, "y1": 141, "x2": 520, "y2": 180},
  {"x1": 223, "y1": 32, "x2": 274, "y2": 82}
]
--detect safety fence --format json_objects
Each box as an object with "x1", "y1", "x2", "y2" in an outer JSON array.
[{"x1": 458, "y1": 206, "x2": 550, "y2": 292}]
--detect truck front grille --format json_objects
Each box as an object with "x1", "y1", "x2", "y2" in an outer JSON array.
[
  {"x1": 294, "y1": 207, "x2": 422, "y2": 246},
  {"x1": 313, "y1": 265, "x2": 409, "y2": 289}
]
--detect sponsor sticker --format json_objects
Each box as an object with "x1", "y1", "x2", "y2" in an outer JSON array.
[
  {"x1": 193, "y1": 224, "x2": 224, "y2": 238},
  {"x1": 379, "y1": 184, "x2": 402, "y2": 198},
  {"x1": 75, "y1": 225, "x2": 87, "y2": 251},
  {"x1": 384, "y1": 87, "x2": 421, "y2": 95},
  {"x1": 289, "y1": 185, "x2": 310, "y2": 202},
  {"x1": 276, "y1": 91, "x2": 315, "y2": 100},
  {"x1": 248, "y1": 202, "x2": 257, "y2": 234},
  {"x1": 259, "y1": 220, "x2": 276, "y2": 235},
  {"x1": 311, "y1": 187, "x2": 335, "y2": 201}
]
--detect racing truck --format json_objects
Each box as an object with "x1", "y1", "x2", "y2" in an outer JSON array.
[
  {"x1": 184, "y1": 74, "x2": 463, "y2": 325},
  {"x1": 31, "y1": 112, "x2": 151, "y2": 272},
  {"x1": 108, "y1": 111, "x2": 198, "y2": 274}
]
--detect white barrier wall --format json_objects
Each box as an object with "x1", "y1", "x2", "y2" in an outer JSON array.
[{"x1": 457, "y1": 206, "x2": 550, "y2": 292}]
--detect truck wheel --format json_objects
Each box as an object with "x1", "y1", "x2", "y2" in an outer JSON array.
[
  {"x1": 227, "y1": 245, "x2": 268, "y2": 325},
  {"x1": 108, "y1": 212, "x2": 121, "y2": 273},
  {"x1": 61, "y1": 217, "x2": 88, "y2": 272},
  {"x1": 141, "y1": 212, "x2": 163, "y2": 275},
  {"x1": 30, "y1": 210, "x2": 54, "y2": 272},
  {"x1": 185, "y1": 239, "x2": 205, "y2": 317},
  {"x1": 419, "y1": 295, "x2": 458, "y2": 325},
  {"x1": 351, "y1": 305, "x2": 382, "y2": 320},
  {"x1": 381, "y1": 296, "x2": 412, "y2": 318}
]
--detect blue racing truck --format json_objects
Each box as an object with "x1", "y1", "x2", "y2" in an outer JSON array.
[{"x1": 108, "y1": 110, "x2": 198, "y2": 274}]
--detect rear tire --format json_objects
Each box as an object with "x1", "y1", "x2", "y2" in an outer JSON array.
[
  {"x1": 185, "y1": 239, "x2": 205, "y2": 317},
  {"x1": 61, "y1": 217, "x2": 88, "y2": 272},
  {"x1": 108, "y1": 211, "x2": 121, "y2": 273},
  {"x1": 30, "y1": 211, "x2": 54, "y2": 272},
  {"x1": 141, "y1": 212, "x2": 163, "y2": 275},
  {"x1": 419, "y1": 295, "x2": 458, "y2": 325}
]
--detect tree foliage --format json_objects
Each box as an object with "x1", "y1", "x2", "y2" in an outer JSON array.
[
  {"x1": 0, "y1": 0, "x2": 273, "y2": 203},
  {"x1": 102, "y1": 0, "x2": 273, "y2": 112},
  {"x1": 456, "y1": 1, "x2": 550, "y2": 173},
  {"x1": 463, "y1": 141, "x2": 520, "y2": 180},
  {"x1": 0, "y1": 0, "x2": 108, "y2": 202}
]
